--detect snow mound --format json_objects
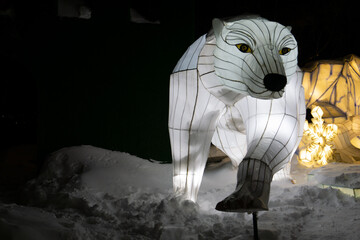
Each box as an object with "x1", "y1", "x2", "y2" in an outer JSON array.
[
  {"x1": 1, "y1": 145, "x2": 360, "y2": 240},
  {"x1": 309, "y1": 163, "x2": 360, "y2": 188}
]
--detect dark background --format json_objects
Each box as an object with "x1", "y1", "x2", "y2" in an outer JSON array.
[{"x1": 1, "y1": 0, "x2": 359, "y2": 191}]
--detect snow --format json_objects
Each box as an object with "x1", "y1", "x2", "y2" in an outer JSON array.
[
  {"x1": 1, "y1": 145, "x2": 360, "y2": 239},
  {"x1": 309, "y1": 163, "x2": 360, "y2": 188}
]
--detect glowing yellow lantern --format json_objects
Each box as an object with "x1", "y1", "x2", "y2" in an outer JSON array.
[
  {"x1": 301, "y1": 54, "x2": 360, "y2": 164},
  {"x1": 299, "y1": 106, "x2": 338, "y2": 168}
]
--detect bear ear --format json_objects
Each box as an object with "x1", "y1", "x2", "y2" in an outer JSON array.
[
  {"x1": 286, "y1": 26, "x2": 292, "y2": 32},
  {"x1": 212, "y1": 18, "x2": 225, "y2": 39}
]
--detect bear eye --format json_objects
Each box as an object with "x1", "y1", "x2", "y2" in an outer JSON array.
[
  {"x1": 279, "y1": 47, "x2": 291, "y2": 55},
  {"x1": 236, "y1": 44, "x2": 253, "y2": 53}
]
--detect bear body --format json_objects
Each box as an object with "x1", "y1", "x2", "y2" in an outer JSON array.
[{"x1": 169, "y1": 16, "x2": 306, "y2": 211}]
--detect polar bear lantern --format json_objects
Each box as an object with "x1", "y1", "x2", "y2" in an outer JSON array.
[{"x1": 168, "y1": 16, "x2": 306, "y2": 212}]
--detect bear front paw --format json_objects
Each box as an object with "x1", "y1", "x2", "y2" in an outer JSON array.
[{"x1": 215, "y1": 181, "x2": 270, "y2": 212}]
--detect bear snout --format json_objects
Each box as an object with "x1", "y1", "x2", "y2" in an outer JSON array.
[{"x1": 263, "y1": 73, "x2": 287, "y2": 92}]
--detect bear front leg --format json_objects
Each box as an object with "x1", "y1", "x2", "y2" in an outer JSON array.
[
  {"x1": 215, "y1": 72, "x2": 305, "y2": 212},
  {"x1": 216, "y1": 159, "x2": 272, "y2": 212}
]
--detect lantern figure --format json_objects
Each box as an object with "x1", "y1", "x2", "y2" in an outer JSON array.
[
  {"x1": 301, "y1": 55, "x2": 360, "y2": 164},
  {"x1": 169, "y1": 16, "x2": 305, "y2": 212},
  {"x1": 299, "y1": 106, "x2": 338, "y2": 168}
]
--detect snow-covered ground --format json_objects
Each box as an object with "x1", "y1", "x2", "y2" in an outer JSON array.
[{"x1": 0, "y1": 145, "x2": 360, "y2": 240}]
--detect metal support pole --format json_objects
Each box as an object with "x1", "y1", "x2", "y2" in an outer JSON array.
[{"x1": 252, "y1": 212, "x2": 259, "y2": 240}]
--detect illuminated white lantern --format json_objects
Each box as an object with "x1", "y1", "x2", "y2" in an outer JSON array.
[{"x1": 168, "y1": 16, "x2": 306, "y2": 212}]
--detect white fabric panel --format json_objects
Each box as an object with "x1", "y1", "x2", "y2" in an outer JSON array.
[
  {"x1": 212, "y1": 106, "x2": 247, "y2": 166},
  {"x1": 173, "y1": 35, "x2": 206, "y2": 73}
]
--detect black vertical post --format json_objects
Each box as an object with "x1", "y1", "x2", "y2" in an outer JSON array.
[{"x1": 253, "y1": 212, "x2": 259, "y2": 240}]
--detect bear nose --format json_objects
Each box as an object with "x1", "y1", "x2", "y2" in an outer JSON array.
[{"x1": 263, "y1": 74, "x2": 287, "y2": 91}]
